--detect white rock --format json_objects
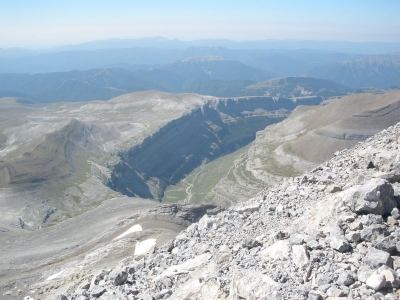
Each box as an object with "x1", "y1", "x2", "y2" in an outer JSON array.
[
  {"x1": 261, "y1": 240, "x2": 290, "y2": 260},
  {"x1": 366, "y1": 273, "x2": 386, "y2": 291},
  {"x1": 291, "y1": 245, "x2": 309, "y2": 268},
  {"x1": 160, "y1": 253, "x2": 212, "y2": 277},
  {"x1": 229, "y1": 269, "x2": 279, "y2": 300}
]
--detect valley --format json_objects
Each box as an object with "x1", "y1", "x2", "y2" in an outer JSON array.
[
  {"x1": 0, "y1": 92, "x2": 324, "y2": 231},
  {"x1": 1, "y1": 36, "x2": 400, "y2": 300}
]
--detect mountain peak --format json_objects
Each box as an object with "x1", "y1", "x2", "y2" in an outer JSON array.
[{"x1": 181, "y1": 56, "x2": 226, "y2": 63}]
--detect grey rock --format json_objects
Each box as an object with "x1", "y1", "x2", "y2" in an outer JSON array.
[
  {"x1": 214, "y1": 245, "x2": 231, "y2": 269},
  {"x1": 379, "y1": 265, "x2": 400, "y2": 288},
  {"x1": 360, "y1": 214, "x2": 383, "y2": 226},
  {"x1": 91, "y1": 286, "x2": 106, "y2": 297},
  {"x1": 328, "y1": 185, "x2": 342, "y2": 193},
  {"x1": 80, "y1": 282, "x2": 90, "y2": 290},
  {"x1": 375, "y1": 235, "x2": 399, "y2": 254},
  {"x1": 306, "y1": 239, "x2": 321, "y2": 249},
  {"x1": 383, "y1": 294, "x2": 399, "y2": 300},
  {"x1": 330, "y1": 235, "x2": 350, "y2": 252},
  {"x1": 315, "y1": 273, "x2": 332, "y2": 285},
  {"x1": 326, "y1": 286, "x2": 344, "y2": 297},
  {"x1": 349, "y1": 179, "x2": 396, "y2": 215},
  {"x1": 366, "y1": 274, "x2": 386, "y2": 291},
  {"x1": 235, "y1": 203, "x2": 260, "y2": 214},
  {"x1": 360, "y1": 224, "x2": 389, "y2": 242},
  {"x1": 54, "y1": 295, "x2": 68, "y2": 300},
  {"x1": 90, "y1": 270, "x2": 109, "y2": 289},
  {"x1": 336, "y1": 272, "x2": 355, "y2": 286},
  {"x1": 242, "y1": 238, "x2": 259, "y2": 249},
  {"x1": 307, "y1": 292, "x2": 323, "y2": 300},
  {"x1": 392, "y1": 207, "x2": 400, "y2": 220},
  {"x1": 109, "y1": 270, "x2": 128, "y2": 286},
  {"x1": 349, "y1": 219, "x2": 363, "y2": 231},
  {"x1": 345, "y1": 232, "x2": 361, "y2": 243},
  {"x1": 362, "y1": 247, "x2": 394, "y2": 268},
  {"x1": 387, "y1": 216, "x2": 399, "y2": 226}
]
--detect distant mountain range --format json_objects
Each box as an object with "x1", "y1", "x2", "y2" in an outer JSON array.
[
  {"x1": 308, "y1": 57, "x2": 400, "y2": 88},
  {"x1": 0, "y1": 38, "x2": 399, "y2": 101},
  {"x1": 245, "y1": 76, "x2": 350, "y2": 98},
  {"x1": 0, "y1": 46, "x2": 370, "y2": 75},
  {"x1": 3, "y1": 37, "x2": 400, "y2": 53},
  {"x1": 0, "y1": 59, "x2": 352, "y2": 102}
]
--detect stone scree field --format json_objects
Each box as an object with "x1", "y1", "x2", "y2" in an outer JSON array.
[{"x1": 36, "y1": 123, "x2": 400, "y2": 299}]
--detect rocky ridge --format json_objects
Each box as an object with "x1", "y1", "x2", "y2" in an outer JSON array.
[{"x1": 53, "y1": 123, "x2": 400, "y2": 299}]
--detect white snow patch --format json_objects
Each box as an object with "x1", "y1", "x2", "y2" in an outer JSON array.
[
  {"x1": 134, "y1": 239, "x2": 156, "y2": 256},
  {"x1": 46, "y1": 269, "x2": 66, "y2": 281},
  {"x1": 113, "y1": 224, "x2": 142, "y2": 241}
]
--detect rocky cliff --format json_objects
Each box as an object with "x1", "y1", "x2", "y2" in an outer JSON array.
[
  {"x1": 198, "y1": 91, "x2": 400, "y2": 206},
  {"x1": 107, "y1": 96, "x2": 322, "y2": 201},
  {"x1": 1, "y1": 92, "x2": 323, "y2": 229},
  {"x1": 43, "y1": 122, "x2": 400, "y2": 299}
]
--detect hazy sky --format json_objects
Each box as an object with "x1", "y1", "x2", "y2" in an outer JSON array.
[{"x1": 1, "y1": 0, "x2": 400, "y2": 48}]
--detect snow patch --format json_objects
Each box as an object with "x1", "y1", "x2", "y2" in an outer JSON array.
[
  {"x1": 112, "y1": 224, "x2": 142, "y2": 241},
  {"x1": 46, "y1": 269, "x2": 66, "y2": 281},
  {"x1": 134, "y1": 239, "x2": 156, "y2": 256}
]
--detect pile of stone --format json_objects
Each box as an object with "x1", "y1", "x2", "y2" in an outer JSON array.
[{"x1": 61, "y1": 123, "x2": 400, "y2": 299}]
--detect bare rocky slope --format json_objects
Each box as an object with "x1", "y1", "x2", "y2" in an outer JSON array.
[
  {"x1": 33, "y1": 120, "x2": 400, "y2": 299},
  {"x1": 172, "y1": 91, "x2": 400, "y2": 206}
]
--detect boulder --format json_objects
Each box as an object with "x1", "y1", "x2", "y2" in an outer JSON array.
[
  {"x1": 379, "y1": 265, "x2": 400, "y2": 288},
  {"x1": 91, "y1": 286, "x2": 106, "y2": 298},
  {"x1": 235, "y1": 203, "x2": 260, "y2": 214},
  {"x1": 326, "y1": 286, "x2": 345, "y2": 297},
  {"x1": 360, "y1": 214, "x2": 383, "y2": 226},
  {"x1": 261, "y1": 240, "x2": 291, "y2": 261},
  {"x1": 375, "y1": 235, "x2": 399, "y2": 254},
  {"x1": 327, "y1": 185, "x2": 342, "y2": 193},
  {"x1": 336, "y1": 272, "x2": 355, "y2": 286},
  {"x1": 214, "y1": 245, "x2": 231, "y2": 269},
  {"x1": 366, "y1": 274, "x2": 386, "y2": 291},
  {"x1": 242, "y1": 238, "x2": 259, "y2": 249},
  {"x1": 109, "y1": 270, "x2": 128, "y2": 286},
  {"x1": 229, "y1": 269, "x2": 279, "y2": 300},
  {"x1": 362, "y1": 247, "x2": 394, "y2": 269},
  {"x1": 292, "y1": 245, "x2": 310, "y2": 268},
  {"x1": 307, "y1": 292, "x2": 323, "y2": 300},
  {"x1": 360, "y1": 224, "x2": 389, "y2": 242},
  {"x1": 349, "y1": 179, "x2": 396, "y2": 215},
  {"x1": 391, "y1": 208, "x2": 400, "y2": 220},
  {"x1": 330, "y1": 235, "x2": 350, "y2": 252},
  {"x1": 345, "y1": 232, "x2": 361, "y2": 243}
]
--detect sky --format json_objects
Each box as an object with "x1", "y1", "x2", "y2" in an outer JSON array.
[{"x1": 1, "y1": 0, "x2": 400, "y2": 48}]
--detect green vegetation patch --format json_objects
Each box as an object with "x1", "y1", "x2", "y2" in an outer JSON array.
[{"x1": 162, "y1": 145, "x2": 250, "y2": 204}]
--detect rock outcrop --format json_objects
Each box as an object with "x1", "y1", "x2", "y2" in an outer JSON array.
[{"x1": 51, "y1": 123, "x2": 400, "y2": 299}]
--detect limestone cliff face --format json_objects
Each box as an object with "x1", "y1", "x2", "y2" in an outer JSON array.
[
  {"x1": 107, "y1": 96, "x2": 323, "y2": 200},
  {"x1": 0, "y1": 91, "x2": 326, "y2": 230},
  {"x1": 206, "y1": 91, "x2": 400, "y2": 206}
]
